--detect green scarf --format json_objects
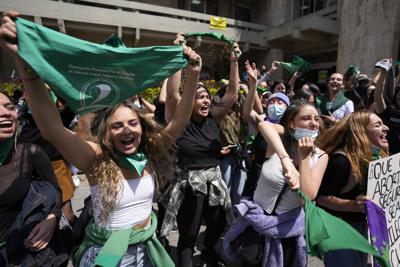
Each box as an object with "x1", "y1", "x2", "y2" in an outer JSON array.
[
  {"x1": 316, "y1": 90, "x2": 349, "y2": 116},
  {"x1": 280, "y1": 56, "x2": 311, "y2": 75},
  {"x1": 0, "y1": 138, "x2": 14, "y2": 166},
  {"x1": 74, "y1": 212, "x2": 174, "y2": 267},
  {"x1": 16, "y1": 18, "x2": 188, "y2": 115},
  {"x1": 297, "y1": 190, "x2": 390, "y2": 267},
  {"x1": 118, "y1": 152, "x2": 148, "y2": 176},
  {"x1": 183, "y1": 32, "x2": 235, "y2": 46}
]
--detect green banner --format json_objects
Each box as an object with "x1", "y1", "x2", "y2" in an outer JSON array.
[{"x1": 17, "y1": 18, "x2": 188, "y2": 114}]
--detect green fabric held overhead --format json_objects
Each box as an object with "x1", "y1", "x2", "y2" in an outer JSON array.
[
  {"x1": 280, "y1": 56, "x2": 311, "y2": 75},
  {"x1": 184, "y1": 32, "x2": 235, "y2": 46},
  {"x1": 0, "y1": 138, "x2": 13, "y2": 166},
  {"x1": 297, "y1": 190, "x2": 390, "y2": 267},
  {"x1": 16, "y1": 18, "x2": 188, "y2": 115}
]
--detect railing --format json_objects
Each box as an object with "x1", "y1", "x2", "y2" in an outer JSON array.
[{"x1": 61, "y1": 0, "x2": 266, "y2": 33}]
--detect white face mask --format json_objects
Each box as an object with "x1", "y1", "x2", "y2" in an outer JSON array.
[{"x1": 293, "y1": 127, "x2": 318, "y2": 141}]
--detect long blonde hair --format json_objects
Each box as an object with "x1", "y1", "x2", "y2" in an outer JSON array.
[
  {"x1": 319, "y1": 110, "x2": 388, "y2": 184},
  {"x1": 90, "y1": 101, "x2": 174, "y2": 222}
]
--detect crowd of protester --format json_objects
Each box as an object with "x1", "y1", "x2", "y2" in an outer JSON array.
[{"x1": 0, "y1": 10, "x2": 397, "y2": 267}]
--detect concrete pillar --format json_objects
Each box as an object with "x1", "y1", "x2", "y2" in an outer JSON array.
[
  {"x1": 251, "y1": 0, "x2": 286, "y2": 79},
  {"x1": 337, "y1": 0, "x2": 400, "y2": 75}
]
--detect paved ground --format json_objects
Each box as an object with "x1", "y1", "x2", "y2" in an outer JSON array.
[{"x1": 71, "y1": 176, "x2": 324, "y2": 267}]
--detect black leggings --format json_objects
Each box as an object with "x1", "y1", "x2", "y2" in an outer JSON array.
[{"x1": 176, "y1": 186, "x2": 226, "y2": 267}]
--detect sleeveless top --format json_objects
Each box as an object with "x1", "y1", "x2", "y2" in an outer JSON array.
[
  {"x1": 90, "y1": 173, "x2": 155, "y2": 230},
  {"x1": 253, "y1": 151, "x2": 321, "y2": 215}
]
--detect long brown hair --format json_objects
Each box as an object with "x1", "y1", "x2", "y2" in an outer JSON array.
[
  {"x1": 319, "y1": 110, "x2": 388, "y2": 184},
  {"x1": 90, "y1": 101, "x2": 174, "y2": 222}
]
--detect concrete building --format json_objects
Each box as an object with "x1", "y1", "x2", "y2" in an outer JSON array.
[{"x1": 0, "y1": 0, "x2": 399, "y2": 88}]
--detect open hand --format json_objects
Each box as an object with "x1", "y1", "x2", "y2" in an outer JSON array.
[{"x1": 245, "y1": 60, "x2": 257, "y2": 83}]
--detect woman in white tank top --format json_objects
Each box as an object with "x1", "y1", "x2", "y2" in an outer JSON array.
[{"x1": 1, "y1": 14, "x2": 203, "y2": 266}]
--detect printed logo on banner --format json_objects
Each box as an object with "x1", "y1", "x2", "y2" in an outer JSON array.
[{"x1": 79, "y1": 78, "x2": 120, "y2": 113}]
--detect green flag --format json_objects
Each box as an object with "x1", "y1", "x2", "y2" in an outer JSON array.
[
  {"x1": 184, "y1": 32, "x2": 235, "y2": 46},
  {"x1": 280, "y1": 56, "x2": 311, "y2": 75},
  {"x1": 297, "y1": 190, "x2": 390, "y2": 267},
  {"x1": 16, "y1": 18, "x2": 188, "y2": 114}
]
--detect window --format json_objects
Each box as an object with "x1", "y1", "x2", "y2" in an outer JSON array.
[
  {"x1": 189, "y1": 0, "x2": 218, "y2": 15},
  {"x1": 292, "y1": 0, "x2": 337, "y2": 19},
  {"x1": 235, "y1": 5, "x2": 251, "y2": 22}
]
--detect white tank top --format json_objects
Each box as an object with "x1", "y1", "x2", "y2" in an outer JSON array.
[
  {"x1": 90, "y1": 173, "x2": 155, "y2": 230},
  {"x1": 253, "y1": 151, "x2": 320, "y2": 215}
]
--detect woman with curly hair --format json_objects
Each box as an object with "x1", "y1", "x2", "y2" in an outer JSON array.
[
  {"x1": 317, "y1": 110, "x2": 389, "y2": 267},
  {"x1": 0, "y1": 11, "x2": 202, "y2": 266}
]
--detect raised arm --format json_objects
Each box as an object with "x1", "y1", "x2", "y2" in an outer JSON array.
[
  {"x1": 258, "y1": 120, "x2": 299, "y2": 189},
  {"x1": 164, "y1": 33, "x2": 186, "y2": 123},
  {"x1": 211, "y1": 44, "x2": 240, "y2": 122},
  {"x1": 0, "y1": 11, "x2": 98, "y2": 174},
  {"x1": 158, "y1": 78, "x2": 168, "y2": 104},
  {"x1": 287, "y1": 71, "x2": 301, "y2": 97},
  {"x1": 297, "y1": 138, "x2": 328, "y2": 200},
  {"x1": 163, "y1": 47, "x2": 201, "y2": 141},
  {"x1": 242, "y1": 60, "x2": 264, "y2": 126},
  {"x1": 165, "y1": 70, "x2": 182, "y2": 124},
  {"x1": 373, "y1": 62, "x2": 389, "y2": 114}
]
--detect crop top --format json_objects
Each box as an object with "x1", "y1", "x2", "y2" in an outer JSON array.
[{"x1": 90, "y1": 173, "x2": 155, "y2": 230}]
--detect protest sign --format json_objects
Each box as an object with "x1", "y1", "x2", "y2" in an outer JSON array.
[{"x1": 367, "y1": 153, "x2": 400, "y2": 266}]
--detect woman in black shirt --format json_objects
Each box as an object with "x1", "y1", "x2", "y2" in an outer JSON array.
[
  {"x1": 0, "y1": 91, "x2": 62, "y2": 265},
  {"x1": 317, "y1": 110, "x2": 389, "y2": 267},
  {"x1": 160, "y1": 34, "x2": 240, "y2": 267}
]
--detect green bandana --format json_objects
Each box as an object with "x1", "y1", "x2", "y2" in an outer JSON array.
[
  {"x1": 256, "y1": 85, "x2": 268, "y2": 94},
  {"x1": 0, "y1": 138, "x2": 14, "y2": 166},
  {"x1": 183, "y1": 32, "x2": 241, "y2": 57},
  {"x1": 118, "y1": 152, "x2": 148, "y2": 176},
  {"x1": 297, "y1": 190, "x2": 390, "y2": 267},
  {"x1": 280, "y1": 56, "x2": 311, "y2": 75},
  {"x1": 16, "y1": 18, "x2": 188, "y2": 115},
  {"x1": 316, "y1": 90, "x2": 349, "y2": 116},
  {"x1": 183, "y1": 32, "x2": 235, "y2": 46}
]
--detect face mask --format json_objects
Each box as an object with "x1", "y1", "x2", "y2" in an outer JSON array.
[
  {"x1": 293, "y1": 127, "x2": 318, "y2": 141},
  {"x1": 267, "y1": 104, "x2": 286, "y2": 123}
]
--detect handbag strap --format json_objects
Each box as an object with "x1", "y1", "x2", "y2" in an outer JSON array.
[{"x1": 270, "y1": 183, "x2": 288, "y2": 215}]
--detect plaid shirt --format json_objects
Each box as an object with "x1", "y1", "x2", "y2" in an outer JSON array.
[{"x1": 159, "y1": 166, "x2": 232, "y2": 237}]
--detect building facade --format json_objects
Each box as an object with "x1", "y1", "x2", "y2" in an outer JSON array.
[{"x1": 0, "y1": 0, "x2": 399, "y2": 87}]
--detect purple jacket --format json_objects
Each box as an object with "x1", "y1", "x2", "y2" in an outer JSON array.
[{"x1": 223, "y1": 199, "x2": 307, "y2": 267}]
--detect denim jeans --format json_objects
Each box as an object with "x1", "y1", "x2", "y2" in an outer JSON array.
[
  {"x1": 324, "y1": 221, "x2": 368, "y2": 267},
  {"x1": 79, "y1": 243, "x2": 153, "y2": 267},
  {"x1": 220, "y1": 153, "x2": 246, "y2": 205}
]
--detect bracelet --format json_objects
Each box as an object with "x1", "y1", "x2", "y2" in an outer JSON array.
[{"x1": 279, "y1": 155, "x2": 290, "y2": 160}]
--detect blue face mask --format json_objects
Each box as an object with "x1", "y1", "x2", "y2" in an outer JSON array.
[
  {"x1": 293, "y1": 127, "x2": 318, "y2": 141},
  {"x1": 267, "y1": 104, "x2": 286, "y2": 123}
]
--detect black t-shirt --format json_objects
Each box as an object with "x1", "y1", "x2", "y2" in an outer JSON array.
[
  {"x1": 18, "y1": 113, "x2": 62, "y2": 161},
  {"x1": 177, "y1": 115, "x2": 221, "y2": 169},
  {"x1": 0, "y1": 143, "x2": 61, "y2": 242},
  {"x1": 318, "y1": 153, "x2": 366, "y2": 222},
  {"x1": 378, "y1": 106, "x2": 400, "y2": 154},
  {"x1": 241, "y1": 132, "x2": 268, "y2": 197},
  {"x1": 153, "y1": 98, "x2": 166, "y2": 126}
]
